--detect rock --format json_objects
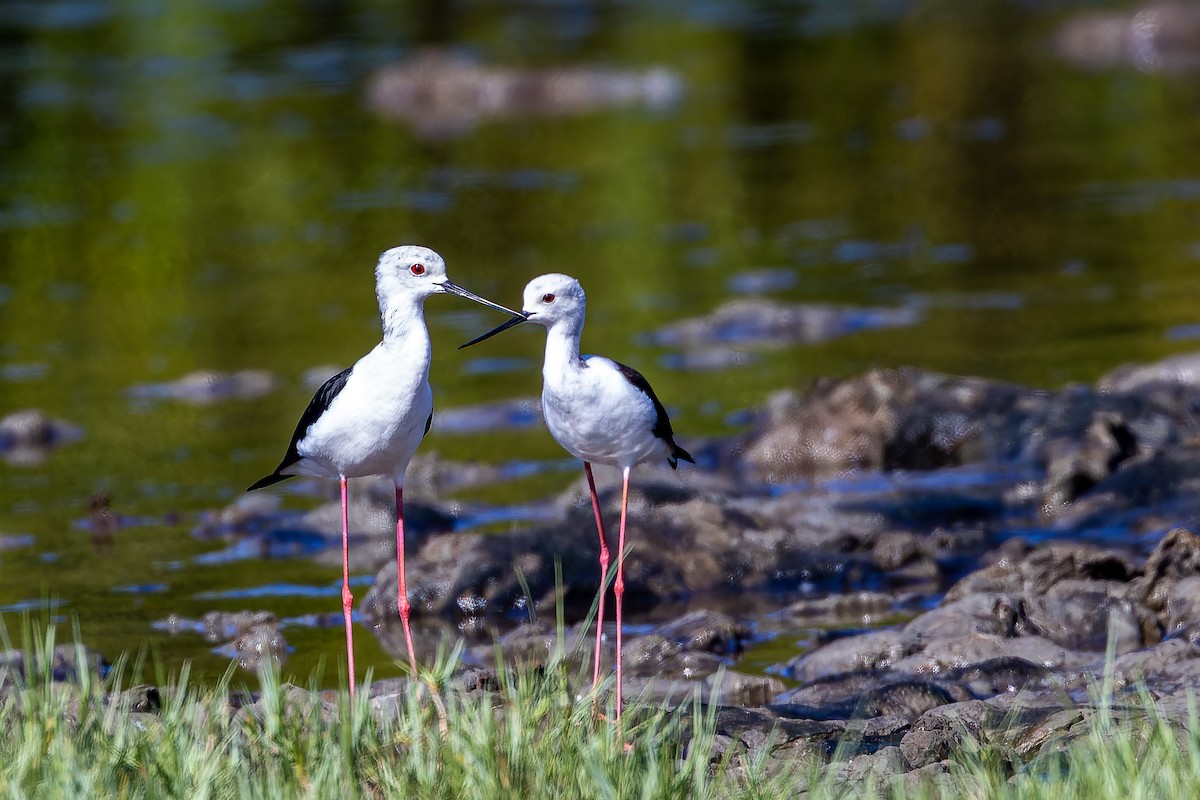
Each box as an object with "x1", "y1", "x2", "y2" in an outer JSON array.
[
  {"x1": 366, "y1": 50, "x2": 683, "y2": 138},
  {"x1": 233, "y1": 623, "x2": 289, "y2": 671},
  {"x1": 127, "y1": 369, "x2": 278, "y2": 404},
  {"x1": 1022, "y1": 587, "x2": 1159, "y2": 653},
  {"x1": 948, "y1": 657, "x2": 1049, "y2": 696},
  {"x1": 191, "y1": 483, "x2": 458, "y2": 575},
  {"x1": 900, "y1": 700, "x2": 990, "y2": 768},
  {"x1": 0, "y1": 409, "x2": 83, "y2": 465},
  {"x1": 651, "y1": 299, "x2": 920, "y2": 351},
  {"x1": 781, "y1": 591, "x2": 897, "y2": 625},
  {"x1": 363, "y1": 479, "x2": 772, "y2": 627},
  {"x1": 1166, "y1": 576, "x2": 1200, "y2": 632},
  {"x1": 110, "y1": 685, "x2": 162, "y2": 714},
  {"x1": 649, "y1": 610, "x2": 750, "y2": 656},
  {"x1": 783, "y1": 630, "x2": 915, "y2": 683},
  {"x1": 1057, "y1": 5, "x2": 1200, "y2": 74},
  {"x1": 625, "y1": 671, "x2": 784, "y2": 708},
  {"x1": 944, "y1": 541, "x2": 1136, "y2": 602},
  {"x1": 1102, "y1": 352, "x2": 1200, "y2": 393},
  {"x1": 0, "y1": 644, "x2": 105, "y2": 686},
  {"x1": 238, "y1": 684, "x2": 338, "y2": 726},
  {"x1": 1131, "y1": 527, "x2": 1200, "y2": 612},
  {"x1": 202, "y1": 611, "x2": 277, "y2": 643},
  {"x1": 729, "y1": 369, "x2": 1029, "y2": 483}
]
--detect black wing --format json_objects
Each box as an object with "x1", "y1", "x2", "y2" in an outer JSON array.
[
  {"x1": 247, "y1": 365, "x2": 354, "y2": 491},
  {"x1": 610, "y1": 360, "x2": 695, "y2": 470}
]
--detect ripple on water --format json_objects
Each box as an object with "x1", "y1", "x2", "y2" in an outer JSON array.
[
  {"x1": 0, "y1": 598, "x2": 66, "y2": 613},
  {"x1": 194, "y1": 576, "x2": 372, "y2": 601}
]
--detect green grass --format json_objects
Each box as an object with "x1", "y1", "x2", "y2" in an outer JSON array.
[{"x1": 3, "y1": 621, "x2": 1200, "y2": 799}]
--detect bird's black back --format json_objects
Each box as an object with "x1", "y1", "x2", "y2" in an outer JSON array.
[
  {"x1": 610, "y1": 360, "x2": 695, "y2": 470},
  {"x1": 247, "y1": 365, "x2": 354, "y2": 491}
]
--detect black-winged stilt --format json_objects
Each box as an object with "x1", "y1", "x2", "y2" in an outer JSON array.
[
  {"x1": 248, "y1": 245, "x2": 519, "y2": 697},
  {"x1": 459, "y1": 273, "x2": 694, "y2": 721}
]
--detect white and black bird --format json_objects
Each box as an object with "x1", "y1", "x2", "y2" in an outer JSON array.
[
  {"x1": 248, "y1": 245, "x2": 519, "y2": 697},
  {"x1": 459, "y1": 273, "x2": 693, "y2": 721}
]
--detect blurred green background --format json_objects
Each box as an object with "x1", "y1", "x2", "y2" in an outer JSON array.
[{"x1": 1, "y1": 0, "x2": 1199, "y2": 681}]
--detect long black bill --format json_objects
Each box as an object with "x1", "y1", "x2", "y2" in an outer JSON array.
[
  {"x1": 458, "y1": 311, "x2": 530, "y2": 349},
  {"x1": 439, "y1": 280, "x2": 523, "y2": 317}
]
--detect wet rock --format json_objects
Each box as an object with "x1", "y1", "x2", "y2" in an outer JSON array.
[
  {"x1": 1131, "y1": 527, "x2": 1200, "y2": 612},
  {"x1": 1050, "y1": 446, "x2": 1200, "y2": 532},
  {"x1": 624, "y1": 671, "x2": 784, "y2": 708},
  {"x1": 202, "y1": 611, "x2": 277, "y2": 643},
  {"x1": 729, "y1": 369, "x2": 1025, "y2": 483},
  {"x1": 774, "y1": 678, "x2": 964, "y2": 723},
  {"x1": 783, "y1": 630, "x2": 915, "y2": 683},
  {"x1": 825, "y1": 745, "x2": 907, "y2": 788},
  {"x1": 238, "y1": 684, "x2": 338, "y2": 726},
  {"x1": 903, "y1": 593, "x2": 1024, "y2": 640},
  {"x1": 621, "y1": 635, "x2": 725, "y2": 679},
  {"x1": 110, "y1": 685, "x2": 162, "y2": 714},
  {"x1": 899, "y1": 700, "x2": 991, "y2": 768},
  {"x1": 1022, "y1": 586, "x2": 1159, "y2": 653},
  {"x1": 889, "y1": 633, "x2": 1077, "y2": 675},
  {"x1": 127, "y1": 369, "x2": 278, "y2": 404},
  {"x1": 1165, "y1": 576, "x2": 1200, "y2": 633},
  {"x1": 233, "y1": 623, "x2": 289, "y2": 671},
  {"x1": 730, "y1": 366, "x2": 1200, "y2": 500},
  {"x1": 0, "y1": 644, "x2": 105, "y2": 686},
  {"x1": 780, "y1": 591, "x2": 898, "y2": 625},
  {"x1": 1113, "y1": 637, "x2": 1200, "y2": 689},
  {"x1": 649, "y1": 609, "x2": 750, "y2": 656},
  {"x1": 0, "y1": 409, "x2": 83, "y2": 465},
  {"x1": 948, "y1": 657, "x2": 1050, "y2": 696},
  {"x1": 192, "y1": 484, "x2": 457, "y2": 575},
  {"x1": 944, "y1": 541, "x2": 1136, "y2": 602},
  {"x1": 366, "y1": 50, "x2": 682, "y2": 138},
  {"x1": 1056, "y1": 3, "x2": 1200, "y2": 74},
  {"x1": 363, "y1": 479, "x2": 774, "y2": 628},
  {"x1": 1102, "y1": 351, "x2": 1200, "y2": 393},
  {"x1": 651, "y1": 299, "x2": 920, "y2": 350}
]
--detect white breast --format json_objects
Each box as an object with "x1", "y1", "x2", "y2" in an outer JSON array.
[
  {"x1": 296, "y1": 344, "x2": 433, "y2": 480},
  {"x1": 541, "y1": 357, "x2": 665, "y2": 469}
]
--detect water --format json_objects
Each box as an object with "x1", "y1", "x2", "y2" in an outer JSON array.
[{"x1": 2, "y1": 0, "x2": 1199, "y2": 683}]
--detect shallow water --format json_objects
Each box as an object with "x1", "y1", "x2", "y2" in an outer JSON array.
[{"x1": 2, "y1": 0, "x2": 1200, "y2": 683}]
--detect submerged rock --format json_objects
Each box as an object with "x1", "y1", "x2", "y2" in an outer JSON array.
[
  {"x1": 127, "y1": 369, "x2": 278, "y2": 405},
  {"x1": 0, "y1": 644, "x2": 106, "y2": 686},
  {"x1": 652, "y1": 299, "x2": 920, "y2": 351},
  {"x1": 0, "y1": 408, "x2": 83, "y2": 465},
  {"x1": 366, "y1": 50, "x2": 683, "y2": 139}
]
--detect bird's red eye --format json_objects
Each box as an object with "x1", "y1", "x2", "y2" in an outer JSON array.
[
  {"x1": 542, "y1": 293, "x2": 555, "y2": 303},
  {"x1": 410, "y1": 264, "x2": 425, "y2": 276}
]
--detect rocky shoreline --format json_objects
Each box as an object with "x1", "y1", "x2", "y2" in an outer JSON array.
[{"x1": 10, "y1": 351, "x2": 1200, "y2": 784}]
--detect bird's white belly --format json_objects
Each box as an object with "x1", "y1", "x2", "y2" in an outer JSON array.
[
  {"x1": 297, "y1": 377, "x2": 432, "y2": 480},
  {"x1": 542, "y1": 379, "x2": 662, "y2": 468}
]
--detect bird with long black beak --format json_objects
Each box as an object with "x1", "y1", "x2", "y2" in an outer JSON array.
[
  {"x1": 249, "y1": 245, "x2": 521, "y2": 698},
  {"x1": 460, "y1": 273, "x2": 693, "y2": 722}
]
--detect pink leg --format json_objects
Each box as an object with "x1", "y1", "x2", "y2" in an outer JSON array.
[
  {"x1": 339, "y1": 476, "x2": 356, "y2": 699},
  {"x1": 614, "y1": 466, "x2": 631, "y2": 723},
  {"x1": 395, "y1": 484, "x2": 419, "y2": 675},
  {"x1": 584, "y1": 462, "x2": 609, "y2": 689}
]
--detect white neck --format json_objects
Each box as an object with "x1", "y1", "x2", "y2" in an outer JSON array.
[
  {"x1": 379, "y1": 292, "x2": 432, "y2": 358},
  {"x1": 542, "y1": 317, "x2": 584, "y2": 379}
]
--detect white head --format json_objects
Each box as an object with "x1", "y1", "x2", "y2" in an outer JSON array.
[
  {"x1": 373, "y1": 244, "x2": 519, "y2": 319},
  {"x1": 520, "y1": 273, "x2": 586, "y2": 328},
  {"x1": 457, "y1": 273, "x2": 588, "y2": 349}
]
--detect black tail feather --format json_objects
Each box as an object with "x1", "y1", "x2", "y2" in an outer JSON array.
[
  {"x1": 247, "y1": 472, "x2": 293, "y2": 492},
  {"x1": 667, "y1": 443, "x2": 695, "y2": 470}
]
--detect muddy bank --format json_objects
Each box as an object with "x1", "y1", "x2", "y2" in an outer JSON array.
[{"x1": 154, "y1": 352, "x2": 1200, "y2": 782}]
